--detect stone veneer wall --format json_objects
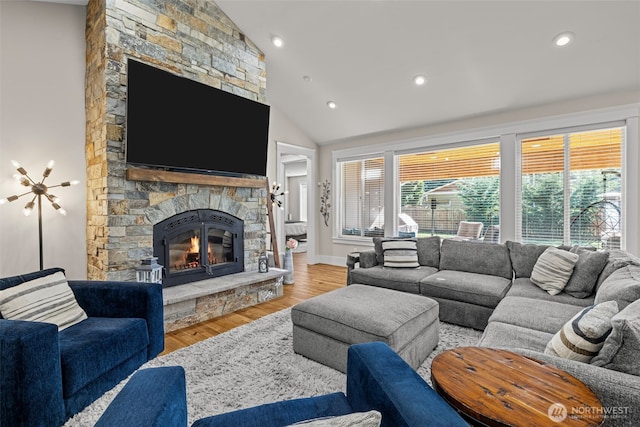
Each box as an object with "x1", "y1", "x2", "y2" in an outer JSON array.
[{"x1": 85, "y1": 0, "x2": 268, "y2": 281}]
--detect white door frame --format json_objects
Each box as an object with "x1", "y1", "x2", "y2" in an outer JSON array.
[{"x1": 276, "y1": 141, "x2": 316, "y2": 264}]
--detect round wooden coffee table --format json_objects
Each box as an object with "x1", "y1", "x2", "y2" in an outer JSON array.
[{"x1": 431, "y1": 347, "x2": 604, "y2": 426}]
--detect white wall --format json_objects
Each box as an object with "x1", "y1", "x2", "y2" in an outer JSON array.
[{"x1": 0, "y1": 1, "x2": 87, "y2": 279}]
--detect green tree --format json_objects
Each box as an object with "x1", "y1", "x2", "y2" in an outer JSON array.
[
  {"x1": 521, "y1": 173, "x2": 564, "y2": 243},
  {"x1": 400, "y1": 181, "x2": 424, "y2": 206},
  {"x1": 457, "y1": 177, "x2": 500, "y2": 225}
]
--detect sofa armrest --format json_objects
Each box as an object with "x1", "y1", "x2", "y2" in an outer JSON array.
[
  {"x1": 516, "y1": 349, "x2": 640, "y2": 425},
  {"x1": 68, "y1": 280, "x2": 164, "y2": 359},
  {"x1": 346, "y1": 342, "x2": 468, "y2": 427},
  {"x1": 0, "y1": 319, "x2": 66, "y2": 427},
  {"x1": 358, "y1": 250, "x2": 378, "y2": 268},
  {"x1": 95, "y1": 366, "x2": 188, "y2": 427}
]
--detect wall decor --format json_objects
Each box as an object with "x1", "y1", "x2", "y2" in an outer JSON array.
[{"x1": 320, "y1": 179, "x2": 331, "y2": 227}]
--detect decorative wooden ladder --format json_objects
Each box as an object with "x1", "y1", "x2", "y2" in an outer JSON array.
[{"x1": 266, "y1": 179, "x2": 281, "y2": 268}]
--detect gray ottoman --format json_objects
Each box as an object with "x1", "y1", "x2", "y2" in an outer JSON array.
[{"x1": 291, "y1": 284, "x2": 439, "y2": 373}]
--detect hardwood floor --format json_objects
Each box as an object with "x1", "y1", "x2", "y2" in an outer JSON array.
[{"x1": 161, "y1": 251, "x2": 347, "y2": 355}]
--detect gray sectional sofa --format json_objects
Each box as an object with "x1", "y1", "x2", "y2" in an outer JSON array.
[{"x1": 347, "y1": 237, "x2": 640, "y2": 426}]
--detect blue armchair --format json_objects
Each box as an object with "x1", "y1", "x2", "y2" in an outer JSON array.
[
  {"x1": 95, "y1": 341, "x2": 468, "y2": 427},
  {"x1": 0, "y1": 267, "x2": 164, "y2": 427}
]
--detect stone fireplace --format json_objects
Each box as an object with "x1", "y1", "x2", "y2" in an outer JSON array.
[
  {"x1": 84, "y1": 0, "x2": 269, "y2": 282},
  {"x1": 83, "y1": 0, "x2": 284, "y2": 330}
]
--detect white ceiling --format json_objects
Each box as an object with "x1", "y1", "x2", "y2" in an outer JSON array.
[{"x1": 215, "y1": 0, "x2": 640, "y2": 145}]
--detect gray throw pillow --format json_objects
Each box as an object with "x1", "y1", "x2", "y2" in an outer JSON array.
[
  {"x1": 373, "y1": 237, "x2": 385, "y2": 264},
  {"x1": 594, "y1": 264, "x2": 640, "y2": 311},
  {"x1": 506, "y1": 241, "x2": 550, "y2": 278},
  {"x1": 416, "y1": 236, "x2": 440, "y2": 267},
  {"x1": 591, "y1": 299, "x2": 640, "y2": 376},
  {"x1": 563, "y1": 248, "x2": 609, "y2": 298}
]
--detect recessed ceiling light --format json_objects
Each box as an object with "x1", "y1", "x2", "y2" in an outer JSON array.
[
  {"x1": 327, "y1": 101, "x2": 337, "y2": 109},
  {"x1": 553, "y1": 32, "x2": 574, "y2": 47},
  {"x1": 271, "y1": 36, "x2": 284, "y2": 48},
  {"x1": 413, "y1": 74, "x2": 427, "y2": 86}
]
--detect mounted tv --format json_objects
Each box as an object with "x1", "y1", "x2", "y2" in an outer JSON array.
[{"x1": 125, "y1": 59, "x2": 270, "y2": 177}]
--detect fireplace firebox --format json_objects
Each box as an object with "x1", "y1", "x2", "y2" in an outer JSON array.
[{"x1": 153, "y1": 209, "x2": 244, "y2": 287}]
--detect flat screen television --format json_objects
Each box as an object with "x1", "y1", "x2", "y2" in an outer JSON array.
[{"x1": 125, "y1": 59, "x2": 270, "y2": 177}]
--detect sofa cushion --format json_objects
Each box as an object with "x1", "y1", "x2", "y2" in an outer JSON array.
[
  {"x1": 349, "y1": 265, "x2": 436, "y2": 294},
  {"x1": 591, "y1": 299, "x2": 640, "y2": 376},
  {"x1": 506, "y1": 278, "x2": 594, "y2": 307},
  {"x1": 416, "y1": 236, "x2": 441, "y2": 268},
  {"x1": 478, "y1": 321, "x2": 554, "y2": 352},
  {"x1": 59, "y1": 317, "x2": 149, "y2": 396},
  {"x1": 544, "y1": 301, "x2": 619, "y2": 363},
  {"x1": 487, "y1": 296, "x2": 585, "y2": 334},
  {"x1": 287, "y1": 411, "x2": 381, "y2": 426},
  {"x1": 420, "y1": 270, "x2": 511, "y2": 309},
  {"x1": 563, "y1": 248, "x2": 609, "y2": 298},
  {"x1": 530, "y1": 247, "x2": 579, "y2": 295},
  {"x1": 595, "y1": 249, "x2": 640, "y2": 291},
  {"x1": 506, "y1": 241, "x2": 550, "y2": 278},
  {"x1": 594, "y1": 264, "x2": 640, "y2": 311},
  {"x1": 381, "y1": 239, "x2": 419, "y2": 268},
  {"x1": 0, "y1": 270, "x2": 87, "y2": 331},
  {"x1": 439, "y1": 239, "x2": 512, "y2": 280}
]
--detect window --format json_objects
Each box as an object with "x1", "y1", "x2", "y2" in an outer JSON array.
[
  {"x1": 397, "y1": 141, "x2": 500, "y2": 239},
  {"x1": 338, "y1": 157, "x2": 385, "y2": 238},
  {"x1": 518, "y1": 125, "x2": 624, "y2": 248}
]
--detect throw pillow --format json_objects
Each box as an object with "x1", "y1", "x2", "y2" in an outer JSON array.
[
  {"x1": 287, "y1": 411, "x2": 382, "y2": 427},
  {"x1": 594, "y1": 264, "x2": 640, "y2": 311},
  {"x1": 530, "y1": 247, "x2": 579, "y2": 295},
  {"x1": 591, "y1": 299, "x2": 640, "y2": 376},
  {"x1": 381, "y1": 239, "x2": 419, "y2": 268},
  {"x1": 506, "y1": 241, "x2": 550, "y2": 278},
  {"x1": 0, "y1": 270, "x2": 87, "y2": 331},
  {"x1": 416, "y1": 236, "x2": 441, "y2": 268},
  {"x1": 545, "y1": 300, "x2": 619, "y2": 363},
  {"x1": 563, "y1": 248, "x2": 609, "y2": 299}
]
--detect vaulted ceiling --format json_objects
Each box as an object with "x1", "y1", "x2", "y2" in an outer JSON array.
[{"x1": 215, "y1": 1, "x2": 640, "y2": 145}]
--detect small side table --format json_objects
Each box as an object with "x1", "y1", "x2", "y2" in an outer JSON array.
[
  {"x1": 346, "y1": 252, "x2": 359, "y2": 285},
  {"x1": 431, "y1": 347, "x2": 604, "y2": 427}
]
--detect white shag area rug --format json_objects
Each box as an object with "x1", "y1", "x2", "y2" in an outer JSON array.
[{"x1": 64, "y1": 307, "x2": 482, "y2": 426}]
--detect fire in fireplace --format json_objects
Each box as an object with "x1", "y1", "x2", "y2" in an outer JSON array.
[{"x1": 153, "y1": 209, "x2": 244, "y2": 287}]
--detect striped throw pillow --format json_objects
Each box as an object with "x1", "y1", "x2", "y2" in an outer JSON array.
[
  {"x1": 545, "y1": 301, "x2": 619, "y2": 363},
  {"x1": 0, "y1": 271, "x2": 87, "y2": 331},
  {"x1": 530, "y1": 247, "x2": 579, "y2": 295},
  {"x1": 382, "y1": 239, "x2": 419, "y2": 268}
]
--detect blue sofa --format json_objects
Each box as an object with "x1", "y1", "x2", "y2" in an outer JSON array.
[
  {"x1": 0, "y1": 267, "x2": 165, "y2": 427},
  {"x1": 95, "y1": 341, "x2": 468, "y2": 427}
]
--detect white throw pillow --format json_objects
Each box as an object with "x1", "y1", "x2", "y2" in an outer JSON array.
[
  {"x1": 0, "y1": 271, "x2": 87, "y2": 331},
  {"x1": 287, "y1": 411, "x2": 382, "y2": 427},
  {"x1": 530, "y1": 247, "x2": 579, "y2": 295},
  {"x1": 545, "y1": 300, "x2": 619, "y2": 363},
  {"x1": 382, "y1": 239, "x2": 419, "y2": 268}
]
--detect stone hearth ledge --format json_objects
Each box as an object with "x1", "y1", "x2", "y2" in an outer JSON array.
[{"x1": 162, "y1": 269, "x2": 287, "y2": 332}]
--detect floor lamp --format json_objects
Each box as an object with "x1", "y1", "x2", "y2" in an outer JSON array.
[{"x1": 0, "y1": 160, "x2": 78, "y2": 270}]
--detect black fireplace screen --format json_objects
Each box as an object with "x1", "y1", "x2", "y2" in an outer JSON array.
[{"x1": 153, "y1": 209, "x2": 244, "y2": 287}]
